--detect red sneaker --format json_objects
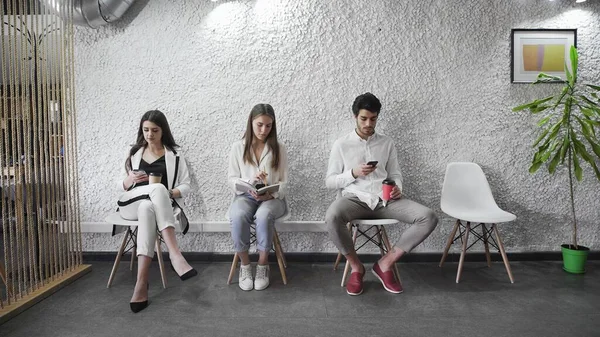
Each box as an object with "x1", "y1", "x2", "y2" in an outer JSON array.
[
  {"x1": 346, "y1": 267, "x2": 365, "y2": 296},
  {"x1": 372, "y1": 262, "x2": 403, "y2": 294}
]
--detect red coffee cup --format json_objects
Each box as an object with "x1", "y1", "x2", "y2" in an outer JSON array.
[{"x1": 382, "y1": 179, "x2": 395, "y2": 202}]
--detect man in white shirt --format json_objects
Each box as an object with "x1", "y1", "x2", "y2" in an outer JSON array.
[{"x1": 325, "y1": 92, "x2": 438, "y2": 296}]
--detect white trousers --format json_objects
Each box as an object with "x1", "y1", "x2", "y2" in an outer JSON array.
[{"x1": 118, "y1": 184, "x2": 176, "y2": 258}]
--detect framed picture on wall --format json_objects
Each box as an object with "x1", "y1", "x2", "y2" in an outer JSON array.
[{"x1": 511, "y1": 29, "x2": 577, "y2": 83}]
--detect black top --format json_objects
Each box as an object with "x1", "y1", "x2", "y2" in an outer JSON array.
[{"x1": 138, "y1": 156, "x2": 168, "y2": 189}]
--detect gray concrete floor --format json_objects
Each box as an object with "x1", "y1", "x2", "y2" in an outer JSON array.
[{"x1": 1, "y1": 260, "x2": 599, "y2": 337}]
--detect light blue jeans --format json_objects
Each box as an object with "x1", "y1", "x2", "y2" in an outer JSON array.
[{"x1": 228, "y1": 195, "x2": 286, "y2": 252}]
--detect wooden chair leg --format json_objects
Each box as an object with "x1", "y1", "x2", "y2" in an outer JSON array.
[
  {"x1": 341, "y1": 257, "x2": 351, "y2": 288},
  {"x1": 155, "y1": 238, "x2": 167, "y2": 289},
  {"x1": 334, "y1": 253, "x2": 343, "y2": 271},
  {"x1": 341, "y1": 224, "x2": 358, "y2": 287},
  {"x1": 273, "y1": 234, "x2": 288, "y2": 285},
  {"x1": 274, "y1": 230, "x2": 287, "y2": 268},
  {"x1": 130, "y1": 246, "x2": 136, "y2": 271},
  {"x1": 482, "y1": 223, "x2": 492, "y2": 268},
  {"x1": 456, "y1": 222, "x2": 470, "y2": 283},
  {"x1": 440, "y1": 219, "x2": 460, "y2": 267},
  {"x1": 228, "y1": 253, "x2": 239, "y2": 285},
  {"x1": 107, "y1": 228, "x2": 130, "y2": 288},
  {"x1": 493, "y1": 224, "x2": 514, "y2": 283},
  {"x1": 227, "y1": 253, "x2": 239, "y2": 285},
  {"x1": 334, "y1": 222, "x2": 352, "y2": 271},
  {"x1": 380, "y1": 226, "x2": 401, "y2": 284}
]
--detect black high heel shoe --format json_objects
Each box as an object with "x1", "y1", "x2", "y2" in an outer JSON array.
[
  {"x1": 130, "y1": 300, "x2": 148, "y2": 313},
  {"x1": 130, "y1": 283, "x2": 149, "y2": 313},
  {"x1": 171, "y1": 264, "x2": 198, "y2": 281}
]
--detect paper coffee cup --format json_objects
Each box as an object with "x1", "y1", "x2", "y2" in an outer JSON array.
[
  {"x1": 148, "y1": 172, "x2": 162, "y2": 184},
  {"x1": 382, "y1": 179, "x2": 395, "y2": 201}
]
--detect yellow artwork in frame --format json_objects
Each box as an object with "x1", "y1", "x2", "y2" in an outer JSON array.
[{"x1": 511, "y1": 29, "x2": 576, "y2": 83}]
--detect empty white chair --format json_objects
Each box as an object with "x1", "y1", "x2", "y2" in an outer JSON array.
[{"x1": 439, "y1": 162, "x2": 516, "y2": 283}]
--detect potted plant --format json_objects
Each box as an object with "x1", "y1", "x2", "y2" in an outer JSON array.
[{"x1": 513, "y1": 46, "x2": 600, "y2": 273}]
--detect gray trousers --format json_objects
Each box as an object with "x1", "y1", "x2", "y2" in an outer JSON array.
[
  {"x1": 325, "y1": 196, "x2": 438, "y2": 255},
  {"x1": 228, "y1": 195, "x2": 286, "y2": 252}
]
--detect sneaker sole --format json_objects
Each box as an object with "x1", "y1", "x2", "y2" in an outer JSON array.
[
  {"x1": 346, "y1": 288, "x2": 363, "y2": 296},
  {"x1": 254, "y1": 283, "x2": 269, "y2": 291},
  {"x1": 371, "y1": 269, "x2": 403, "y2": 294},
  {"x1": 239, "y1": 282, "x2": 254, "y2": 291}
]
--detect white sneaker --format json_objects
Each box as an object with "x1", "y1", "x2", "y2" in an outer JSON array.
[
  {"x1": 239, "y1": 264, "x2": 253, "y2": 291},
  {"x1": 254, "y1": 264, "x2": 270, "y2": 291}
]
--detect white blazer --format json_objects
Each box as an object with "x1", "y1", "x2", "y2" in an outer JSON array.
[{"x1": 115, "y1": 146, "x2": 192, "y2": 234}]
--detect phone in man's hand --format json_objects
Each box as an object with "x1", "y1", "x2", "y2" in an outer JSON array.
[{"x1": 366, "y1": 161, "x2": 378, "y2": 167}]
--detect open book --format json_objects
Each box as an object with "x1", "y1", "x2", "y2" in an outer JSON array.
[{"x1": 235, "y1": 180, "x2": 281, "y2": 195}]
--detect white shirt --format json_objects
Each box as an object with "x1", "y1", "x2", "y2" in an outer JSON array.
[
  {"x1": 326, "y1": 130, "x2": 403, "y2": 210},
  {"x1": 228, "y1": 140, "x2": 288, "y2": 199}
]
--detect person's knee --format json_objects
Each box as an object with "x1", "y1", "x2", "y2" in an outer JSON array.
[
  {"x1": 421, "y1": 209, "x2": 438, "y2": 231},
  {"x1": 254, "y1": 209, "x2": 275, "y2": 225},
  {"x1": 325, "y1": 204, "x2": 345, "y2": 233},
  {"x1": 150, "y1": 183, "x2": 169, "y2": 197},
  {"x1": 137, "y1": 200, "x2": 154, "y2": 216},
  {"x1": 229, "y1": 208, "x2": 253, "y2": 227}
]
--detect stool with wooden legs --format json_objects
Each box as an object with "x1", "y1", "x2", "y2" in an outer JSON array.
[
  {"x1": 227, "y1": 209, "x2": 290, "y2": 285},
  {"x1": 334, "y1": 219, "x2": 402, "y2": 287},
  {"x1": 105, "y1": 212, "x2": 168, "y2": 289},
  {"x1": 439, "y1": 162, "x2": 516, "y2": 283}
]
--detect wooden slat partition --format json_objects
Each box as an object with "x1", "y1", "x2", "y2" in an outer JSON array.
[{"x1": 0, "y1": 0, "x2": 90, "y2": 322}]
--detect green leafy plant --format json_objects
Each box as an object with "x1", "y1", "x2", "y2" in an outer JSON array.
[{"x1": 513, "y1": 46, "x2": 600, "y2": 249}]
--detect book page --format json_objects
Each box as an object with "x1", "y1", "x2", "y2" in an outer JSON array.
[
  {"x1": 234, "y1": 180, "x2": 256, "y2": 194},
  {"x1": 256, "y1": 184, "x2": 280, "y2": 195}
]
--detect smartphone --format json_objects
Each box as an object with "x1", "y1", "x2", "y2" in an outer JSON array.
[
  {"x1": 132, "y1": 169, "x2": 147, "y2": 176},
  {"x1": 366, "y1": 161, "x2": 378, "y2": 167}
]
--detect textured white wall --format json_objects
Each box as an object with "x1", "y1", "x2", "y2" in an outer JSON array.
[{"x1": 75, "y1": 0, "x2": 600, "y2": 253}]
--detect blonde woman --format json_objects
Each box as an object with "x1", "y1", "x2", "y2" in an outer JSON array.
[{"x1": 227, "y1": 104, "x2": 288, "y2": 291}]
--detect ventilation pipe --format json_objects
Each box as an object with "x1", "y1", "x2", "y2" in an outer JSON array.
[{"x1": 43, "y1": 0, "x2": 136, "y2": 28}]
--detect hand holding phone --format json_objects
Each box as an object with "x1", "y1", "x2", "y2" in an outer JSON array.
[
  {"x1": 353, "y1": 162, "x2": 378, "y2": 178},
  {"x1": 130, "y1": 169, "x2": 148, "y2": 183},
  {"x1": 132, "y1": 169, "x2": 147, "y2": 176},
  {"x1": 124, "y1": 169, "x2": 148, "y2": 190}
]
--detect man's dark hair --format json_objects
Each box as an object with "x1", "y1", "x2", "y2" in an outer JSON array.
[{"x1": 352, "y1": 92, "x2": 381, "y2": 116}]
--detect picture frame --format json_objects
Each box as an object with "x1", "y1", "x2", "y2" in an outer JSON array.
[{"x1": 510, "y1": 29, "x2": 577, "y2": 83}]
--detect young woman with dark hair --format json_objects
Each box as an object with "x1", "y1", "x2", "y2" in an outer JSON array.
[{"x1": 117, "y1": 110, "x2": 197, "y2": 313}]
